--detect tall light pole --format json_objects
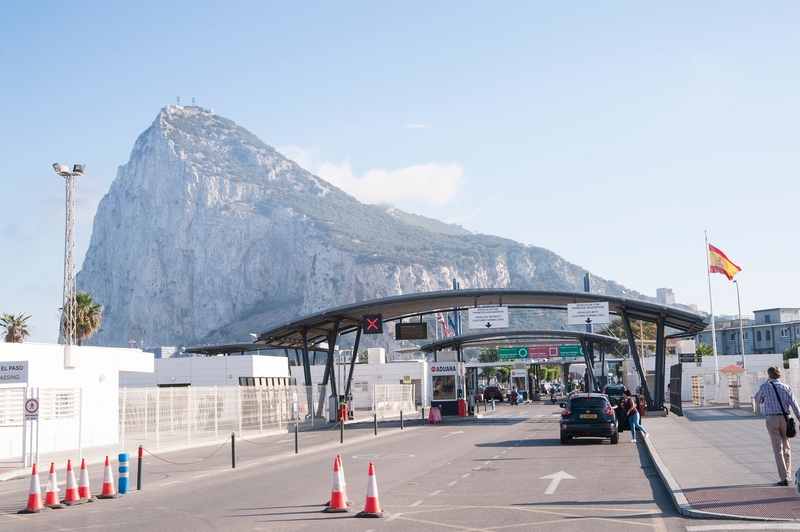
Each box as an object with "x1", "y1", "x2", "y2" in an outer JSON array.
[
  {"x1": 733, "y1": 279, "x2": 746, "y2": 369},
  {"x1": 53, "y1": 163, "x2": 87, "y2": 346}
]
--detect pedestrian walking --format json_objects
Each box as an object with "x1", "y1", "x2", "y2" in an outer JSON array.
[
  {"x1": 622, "y1": 390, "x2": 648, "y2": 442},
  {"x1": 754, "y1": 366, "x2": 800, "y2": 486}
]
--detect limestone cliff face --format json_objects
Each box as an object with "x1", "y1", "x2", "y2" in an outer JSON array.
[{"x1": 78, "y1": 106, "x2": 630, "y2": 347}]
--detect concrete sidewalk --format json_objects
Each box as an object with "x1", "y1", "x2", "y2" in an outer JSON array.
[{"x1": 643, "y1": 403, "x2": 800, "y2": 521}]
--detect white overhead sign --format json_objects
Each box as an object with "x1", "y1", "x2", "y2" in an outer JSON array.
[
  {"x1": 468, "y1": 307, "x2": 509, "y2": 330},
  {"x1": 0, "y1": 361, "x2": 28, "y2": 384},
  {"x1": 567, "y1": 302, "x2": 610, "y2": 325}
]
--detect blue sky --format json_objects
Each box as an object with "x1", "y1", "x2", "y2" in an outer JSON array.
[{"x1": 2, "y1": 1, "x2": 799, "y2": 343}]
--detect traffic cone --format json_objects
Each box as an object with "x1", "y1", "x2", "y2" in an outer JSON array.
[
  {"x1": 78, "y1": 459, "x2": 95, "y2": 501},
  {"x1": 338, "y1": 455, "x2": 352, "y2": 505},
  {"x1": 63, "y1": 460, "x2": 85, "y2": 505},
  {"x1": 96, "y1": 456, "x2": 119, "y2": 499},
  {"x1": 322, "y1": 457, "x2": 349, "y2": 513},
  {"x1": 17, "y1": 463, "x2": 43, "y2": 514},
  {"x1": 44, "y1": 462, "x2": 64, "y2": 509},
  {"x1": 355, "y1": 462, "x2": 384, "y2": 518}
]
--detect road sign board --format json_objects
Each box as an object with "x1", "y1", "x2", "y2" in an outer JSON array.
[
  {"x1": 530, "y1": 346, "x2": 559, "y2": 359},
  {"x1": 559, "y1": 345, "x2": 584, "y2": 358},
  {"x1": 567, "y1": 302, "x2": 610, "y2": 325},
  {"x1": 468, "y1": 307, "x2": 509, "y2": 329},
  {"x1": 24, "y1": 398, "x2": 39, "y2": 421},
  {"x1": 0, "y1": 361, "x2": 28, "y2": 384},
  {"x1": 499, "y1": 347, "x2": 529, "y2": 360}
]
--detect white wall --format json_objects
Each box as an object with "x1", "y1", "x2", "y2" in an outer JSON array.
[
  {"x1": 290, "y1": 360, "x2": 427, "y2": 405},
  {"x1": 119, "y1": 355, "x2": 291, "y2": 387}
]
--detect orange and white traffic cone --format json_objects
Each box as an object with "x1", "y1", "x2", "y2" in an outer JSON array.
[
  {"x1": 78, "y1": 459, "x2": 95, "y2": 501},
  {"x1": 44, "y1": 462, "x2": 64, "y2": 509},
  {"x1": 355, "y1": 462, "x2": 384, "y2": 518},
  {"x1": 322, "y1": 457, "x2": 349, "y2": 513},
  {"x1": 337, "y1": 455, "x2": 352, "y2": 506},
  {"x1": 63, "y1": 460, "x2": 85, "y2": 505},
  {"x1": 17, "y1": 463, "x2": 44, "y2": 514},
  {"x1": 96, "y1": 456, "x2": 119, "y2": 499}
]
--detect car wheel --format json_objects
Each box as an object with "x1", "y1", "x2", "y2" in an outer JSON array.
[
  {"x1": 610, "y1": 431, "x2": 619, "y2": 444},
  {"x1": 560, "y1": 434, "x2": 570, "y2": 444}
]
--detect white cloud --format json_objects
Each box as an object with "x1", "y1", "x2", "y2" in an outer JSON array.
[
  {"x1": 406, "y1": 123, "x2": 433, "y2": 130},
  {"x1": 276, "y1": 145, "x2": 464, "y2": 207}
]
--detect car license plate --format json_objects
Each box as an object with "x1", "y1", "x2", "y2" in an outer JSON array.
[{"x1": 580, "y1": 414, "x2": 597, "y2": 419}]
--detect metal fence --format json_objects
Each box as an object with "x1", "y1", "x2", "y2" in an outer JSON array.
[
  {"x1": 119, "y1": 384, "x2": 416, "y2": 450},
  {"x1": 0, "y1": 384, "x2": 417, "y2": 460}
]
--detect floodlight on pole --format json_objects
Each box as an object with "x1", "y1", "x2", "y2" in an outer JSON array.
[{"x1": 53, "y1": 163, "x2": 86, "y2": 346}]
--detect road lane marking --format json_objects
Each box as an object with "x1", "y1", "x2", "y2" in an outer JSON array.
[
  {"x1": 687, "y1": 526, "x2": 800, "y2": 531},
  {"x1": 540, "y1": 471, "x2": 576, "y2": 495},
  {"x1": 461, "y1": 473, "x2": 470, "y2": 478},
  {"x1": 483, "y1": 461, "x2": 491, "y2": 465},
  {"x1": 501, "y1": 451, "x2": 507, "y2": 454},
  {"x1": 429, "y1": 490, "x2": 441, "y2": 495},
  {"x1": 492, "y1": 455, "x2": 499, "y2": 459},
  {"x1": 192, "y1": 473, "x2": 210, "y2": 479},
  {"x1": 447, "y1": 481, "x2": 457, "y2": 486},
  {"x1": 411, "y1": 500, "x2": 423, "y2": 506},
  {"x1": 160, "y1": 481, "x2": 181, "y2": 486}
]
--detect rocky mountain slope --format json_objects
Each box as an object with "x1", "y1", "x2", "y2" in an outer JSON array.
[{"x1": 77, "y1": 106, "x2": 635, "y2": 347}]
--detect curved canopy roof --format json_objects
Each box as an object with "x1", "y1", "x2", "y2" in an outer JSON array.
[
  {"x1": 252, "y1": 289, "x2": 705, "y2": 349},
  {"x1": 417, "y1": 329, "x2": 623, "y2": 353}
]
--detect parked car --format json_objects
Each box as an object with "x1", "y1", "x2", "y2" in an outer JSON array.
[
  {"x1": 603, "y1": 384, "x2": 628, "y2": 432},
  {"x1": 483, "y1": 386, "x2": 504, "y2": 402},
  {"x1": 559, "y1": 393, "x2": 619, "y2": 444}
]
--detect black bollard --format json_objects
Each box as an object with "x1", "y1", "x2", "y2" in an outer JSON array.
[
  {"x1": 374, "y1": 413, "x2": 378, "y2": 435},
  {"x1": 340, "y1": 417, "x2": 344, "y2": 444},
  {"x1": 295, "y1": 423, "x2": 299, "y2": 454},
  {"x1": 400, "y1": 410, "x2": 404, "y2": 429},
  {"x1": 422, "y1": 407, "x2": 426, "y2": 424},
  {"x1": 137, "y1": 445, "x2": 143, "y2": 491},
  {"x1": 231, "y1": 432, "x2": 236, "y2": 469}
]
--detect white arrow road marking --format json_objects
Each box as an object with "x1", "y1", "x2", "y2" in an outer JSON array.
[
  {"x1": 442, "y1": 431, "x2": 464, "y2": 438},
  {"x1": 540, "y1": 471, "x2": 576, "y2": 495}
]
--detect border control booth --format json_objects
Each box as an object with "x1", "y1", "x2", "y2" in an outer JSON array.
[{"x1": 429, "y1": 351, "x2": 464, "y2": 416}]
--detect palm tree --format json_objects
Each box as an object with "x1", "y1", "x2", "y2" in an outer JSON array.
[
  {"x1": 61, "y1": 292, "x2": 104, "y2": 346},
  {"x1": 1, "y1": 312, "x2": 32, "y2": 343},
  {"x1": 75, "y1": 292, "x2": 103, "y2": 346}
]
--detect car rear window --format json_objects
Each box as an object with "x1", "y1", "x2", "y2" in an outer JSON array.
[{"x1": 570, "y1": 398, "x2": 607, "y2": 409}]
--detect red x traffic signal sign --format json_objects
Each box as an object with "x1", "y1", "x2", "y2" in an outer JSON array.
[{"x1": 362, "y1": 314, "x2": 383, "y2": 334}]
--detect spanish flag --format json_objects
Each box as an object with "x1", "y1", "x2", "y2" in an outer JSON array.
[{"x1": 708, "y1": 244, "x2": 741, "y2": 280}]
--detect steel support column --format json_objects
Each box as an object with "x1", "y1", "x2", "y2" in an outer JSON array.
[
  {"x1": 301, "y1": 329, "x2": 312, "y2": 386},
  {"x1": 345, "y1": 326, "x2": 362, "y2": 398},
  {"x1": 321, "y1": 319, "x2": 340, "y2": 397},
  {"x1": 654, "y1": 315, "x2": 666, "y2": 412},
  {"x1": 620, "y1": 308, "x2": 653, "y2": 411},
  {"x1": 580, "y1": 338, "x2": 596, "y2": 392}
]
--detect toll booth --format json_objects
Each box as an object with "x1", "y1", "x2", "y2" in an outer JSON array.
[
  {"x1": 430, "y1": 362, "x2": 463, "y2": 416},
  {"x1": 510, "y1": 368, "x2": 527, "y2": 402}
]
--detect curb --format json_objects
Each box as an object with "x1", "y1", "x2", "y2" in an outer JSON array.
[{"x1": 643, "y1": 436, "x2": 790, "y2": 522}]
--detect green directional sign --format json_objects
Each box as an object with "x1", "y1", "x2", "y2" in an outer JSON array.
[
  {"x1": 498, "y1": 347, "x2": 529, "y2": 360},
  {"x1": 559, "y1": 345, "x2": 584, "y2": 358}
]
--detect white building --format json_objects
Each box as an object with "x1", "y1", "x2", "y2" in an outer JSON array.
[{"x1": 0, "y1": 342, "x2": 153, "y2": 463}]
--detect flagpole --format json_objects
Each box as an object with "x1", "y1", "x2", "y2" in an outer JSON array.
[{"x1": 705, "y1": 231, "x2": 720, "y2": 387}]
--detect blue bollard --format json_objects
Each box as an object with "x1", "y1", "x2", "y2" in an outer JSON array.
[{"x1": 118, "y1": 453, "x2": 130, "y2": 494}]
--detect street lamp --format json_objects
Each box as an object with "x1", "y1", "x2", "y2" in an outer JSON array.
[
  {"x1": 733, "y1": 280, "x2": 746, "y2": 369},
  {"x1": 53, "y1": 163, "x2": 87, "y2": 346}
]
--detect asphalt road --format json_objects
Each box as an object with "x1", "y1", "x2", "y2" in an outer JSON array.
[{"x1": 0, "y1": 403, "x2": 763, "y2": 531}]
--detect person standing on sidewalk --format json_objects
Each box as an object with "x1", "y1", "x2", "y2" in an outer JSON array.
[
  {"x1": 754, "y1": 366, "x2": 800, "y2": 486},
  {"x1": 622, "y1": 389, "x2": 648, "y2": 443}
]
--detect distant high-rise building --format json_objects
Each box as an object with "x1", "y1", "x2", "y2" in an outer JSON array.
[{"x1": 656, "y1": 288, "x2": 675, "y2": 306}]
